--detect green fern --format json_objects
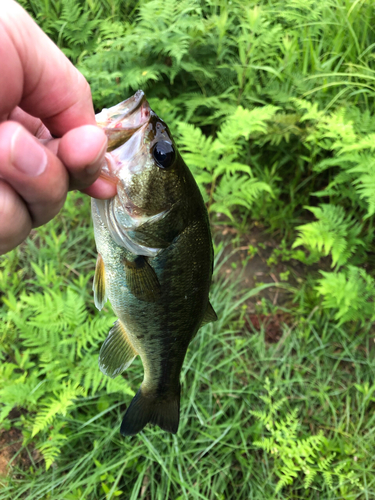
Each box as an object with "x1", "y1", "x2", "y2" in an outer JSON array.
[
  {"x1": 36, "y1": 424, "x2": 69, "y2": 470},
  {"x1": 38, "y1": 437, "x2": 67, "y2": 471},
  {"x1": 177, "y1": 106, "x2": 275, "y2": 218},
  {"x1": 347, "y1": 154, "x2": 375, "y2": 217},
  {"x1": 211, "y1": 175, "x2": 271, "y2": 220},
  {"x1": 0, "y1": 287, "x2": 129, "y2": 466},
  {"x1": 316, "y1": 266, "x2": 375, "y2": 324},
  {"x1": 303, "y1": 468, "x2": 317, "y2": 489},
  {"x1": 32, "y1": 382, "x2": 84, "y2": 437},
  {"x1": 251, "y1": 379, "x2": 362, "y2": 493},
  {"x1": 19, "y1": 0, "x2": 102, "y2": 63},
  {"x1": 293, "y1": 204, "x2": 363, "y2": 267}
]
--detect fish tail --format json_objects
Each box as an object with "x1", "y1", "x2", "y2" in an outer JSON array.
[{"x1": 120, "y1": 385, "x2": 180, "y2": 436}]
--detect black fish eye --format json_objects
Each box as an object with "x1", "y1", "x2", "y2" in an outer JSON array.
[{"x1": 152, "y1": 141, "x2": 176, "y2": 169}]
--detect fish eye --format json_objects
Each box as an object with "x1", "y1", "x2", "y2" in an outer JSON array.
[{"x1": 152, "y1": 141, "x2": 176, "y2": 169}]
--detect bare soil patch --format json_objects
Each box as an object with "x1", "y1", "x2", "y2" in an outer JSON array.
[
  {"x1": 0, "y1": 428, "x2": 26, "y2": 477},
  {"x1": 0, "y1": 411, "x2": 42, "y2": 478},
  {"x1": 214, "y1": 224, "x2": 307, "y2": 310},
  {"x1": 246, "y1": 312, "x2": 293, "y2": 343}
]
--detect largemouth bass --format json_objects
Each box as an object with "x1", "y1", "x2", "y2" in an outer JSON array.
[{"x1": 92, "y1": 90, "x2": 217, "y2": 436}]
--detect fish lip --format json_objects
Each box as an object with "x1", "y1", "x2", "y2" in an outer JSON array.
[
  {"x1": 95, "y1": 90, "x2": 151, "y2": 151},
  {"x1": 95, "y1": 90, "x2": 147, "y2": 126},
  {"x1": 118, "y1": 89, "x2": 146, "y2": 120},
  {"x1": 109, "y1": 90, "x2": 150, "y2": 126}
]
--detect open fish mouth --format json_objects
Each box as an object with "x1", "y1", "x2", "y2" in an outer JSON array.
[
  {"x1": 95, "y1": 90, "x2": 152, "y2": 187},
  {"x1": 95, "y1": 90, "x2": 151, "y2": 151},
  {"x1": 95, "y1": 90, "x2": 176, "y2": 220},
  {"x1": 95, "y1": 90, "x2": 155, "y2": 219}
]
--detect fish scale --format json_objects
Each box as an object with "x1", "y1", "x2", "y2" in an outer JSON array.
[{"x1": 92, "y1": 90, "x2": 216, "y2": 436}]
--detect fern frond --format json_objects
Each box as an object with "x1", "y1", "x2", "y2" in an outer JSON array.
[
  {"x1": 32, "y1": 383, "x2": 84, "y2": 437},
  {"x1": 303, "y1": 468, "x2": 317, "y2": 489},
  {"x1": 275, "y1": 473, "x2": 295, "y2": 492},
  {"x1": 347, "y1": 153, "x2": 375, "y2": 217},
  {"x1": 212, "y1": 175, "x2": 272, "y2": 219},
  {"x1": 249, "y1": 410, "x2": 267, "y2": 422},
  {"x1": 253, "y1": 437, "x2": 275, "y2": 453},
  {"x1": 37, "y1": 433, "x2": 68, "y2": 470},
  {"x1": 293, "y1": 204, "x2": 363, "y2": 267},
  {"x1": 316, "y1": 266, "x2": 375, "y2": 324},
  {"x1": 323, "y1": 470, "x2": 333, "y2": 489},
  {"x1": 318, "y1": 453, "x2": 336, "y2": 471},
  {"x1": 251, "y1": 380, "x2": 342, "y2": 493},
  {"x1": 216, "y1": 105, "x2": 278, "y2": 156}
]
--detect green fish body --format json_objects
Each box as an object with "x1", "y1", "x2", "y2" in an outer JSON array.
[{"x1": 92, "y1": 91, "x2": 216, "y2": 436}]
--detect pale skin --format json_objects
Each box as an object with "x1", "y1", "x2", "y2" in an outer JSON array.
[{"x1": 0, "y1": 0, "x2": 117, "y2": 255}]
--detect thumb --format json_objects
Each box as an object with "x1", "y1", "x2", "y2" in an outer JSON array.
[{"x1": 0, "y1": 121, "x2": 68, "y2": 230}]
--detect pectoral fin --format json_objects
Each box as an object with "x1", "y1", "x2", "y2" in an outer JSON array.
[
  {"x1": 93, "y1": 254, "x2": 107, "y2": 310},
  {"x1": 99, "y1": 320, "x2": 137, "y2": 378},
  {"x1": 201, "y1": 301, "x2": 218, "y2": 327},
  {"x1": 124, "y1": 256, "x2": 161, "y2": 302}
]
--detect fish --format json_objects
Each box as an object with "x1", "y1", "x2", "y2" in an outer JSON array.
[{"x1": 92, "y1": 90, "x2": 217, "y2": 436}]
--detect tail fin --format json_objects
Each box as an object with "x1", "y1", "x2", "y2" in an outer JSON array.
[{"x1": 120, "y1": 386, "x2": 180, "y2": 436}]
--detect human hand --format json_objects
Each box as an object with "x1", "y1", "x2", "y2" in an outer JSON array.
[{"x1": 0, "y1": 0, "x2": 117, "y2": 255}]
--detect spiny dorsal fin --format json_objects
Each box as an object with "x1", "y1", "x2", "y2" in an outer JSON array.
[
  {"x1": 93, "y1": 253, "x2": 107, "y2": 310},
  {"x1": 201, "y1": 301, "x2": 218, "y2": 327},
  {"x1": 124, "y1": 256, "x2": 161, "y2": 302},
  {"x1": 99, "y1": 320, "x2": 137, "y2": 378}
]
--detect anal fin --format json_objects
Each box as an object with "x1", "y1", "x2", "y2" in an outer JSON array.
[
  {"x1": 93, "y1": 254, "x2": 107, "y2": 310},
  {"x1": 99, "y1": 320, "x2": 137, "y2": 378},
  {"x1": 200, "y1": 300, "x2": 218, "y2": 327},
  {"x1": 124, "y1": 256, "x2": 161, "y2": 302}
]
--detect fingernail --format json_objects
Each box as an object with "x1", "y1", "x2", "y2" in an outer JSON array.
[
  {"x1": 85, "y1": 138, "x2": 108, "y2": 175},
  {"x1": 11, "y1": 128, "x2": 47, "y2": 176}
]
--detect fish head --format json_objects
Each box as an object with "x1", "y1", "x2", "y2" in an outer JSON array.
[{"x1": 97, "y1": 91, "x2": 183, "y2": 219}]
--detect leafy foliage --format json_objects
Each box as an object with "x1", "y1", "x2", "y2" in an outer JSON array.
[
  {"x1": 316, "y1": 266, "x2": 375, "y2": 324},
  {"x1": 251, "y1": 379, "x2": 363, "y2": 493},
  {"x1": 293, "y1": 205, "x2": 363, "y2": 268},
  {"x1": 176, "y1": 105, "x2": 276, "y2": 219},
  {"x1": 0, "y1": 287, "x2": 131, "y2": 465}
]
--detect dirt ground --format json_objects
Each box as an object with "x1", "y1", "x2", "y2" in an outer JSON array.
[
  {"x1": 214, "y1": 223, "x2": 310, "y2": 343},
  {"x1": 0, "y1": 427, "x2": 26, "y2": 477},
  {"x1": 0, "y1": 412, "x2": 41, "y2": 478}
]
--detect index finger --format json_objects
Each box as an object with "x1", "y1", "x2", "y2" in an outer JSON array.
[{"x1": 0, "y1": 0, "x2": 95, "y2": 136}]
